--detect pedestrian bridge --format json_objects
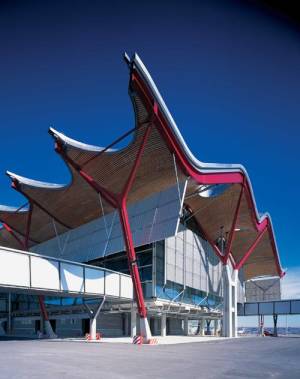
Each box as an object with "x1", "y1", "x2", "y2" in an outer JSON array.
[
  {"x1": 0, "y1": 246, "x2": 133, "y2": 300},
  {"x1": 239, "y1": 299, "x2": 300, "y2": 316}
]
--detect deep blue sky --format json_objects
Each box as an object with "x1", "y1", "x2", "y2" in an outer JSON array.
[{"x1": 0, "y1": 0, "x2": 299, "y2": 272}]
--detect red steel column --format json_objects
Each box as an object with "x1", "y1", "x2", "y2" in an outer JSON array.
[
  {"x1": 2, "y1": 223, "x2": 26, "y2": 249},
  {"x1": 118, "y1": 203, "x2": 147, "y2": 317},
  {"x1": 38, "y1": 295, "x2": 49, "y2": 321},
  {"x1": 54, "y1": 125, "x2": 151, "y2": 327},
  {"x1": 116, "y1": 125, "x2": 153, "y2": 320}
]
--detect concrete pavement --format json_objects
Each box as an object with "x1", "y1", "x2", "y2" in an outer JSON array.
[{"x1": 0, "y1": 336, "x2": 299, "y2": 378}]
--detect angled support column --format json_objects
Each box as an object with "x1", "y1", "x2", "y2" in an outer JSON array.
[
  {"x1": 54, "y1": 125, "x2": 152, "y2": 341},
  {"x1": 89, "y1": 297, "x2": 106, "y2": 340},
  {"x1": 118, "y1": 203, "x2": 151, "y2": 339},
  {"x1": 38, "y1": 295, "x2": 57, "y2": 338}
]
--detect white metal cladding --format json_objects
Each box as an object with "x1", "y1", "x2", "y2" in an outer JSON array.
[
  {"x1": 164, "y1": 226, "x2": 245, "y2": 301},
  {"x1": 237, "y1": 270, "x2": 245, "y2": 304},
  {"x1": 165, "y1": 226, "x2": 223, "y2": 297},
  {"x1": 0, "y1": 247, "x2": 133, "y2": 299},
  {"x1": 31, "y1": 183, "x2": 184, "y2": 263}
]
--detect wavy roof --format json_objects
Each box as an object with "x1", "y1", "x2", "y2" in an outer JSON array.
[{"x1": 0, "y1": 53, "x2": 284, "y2": 281}]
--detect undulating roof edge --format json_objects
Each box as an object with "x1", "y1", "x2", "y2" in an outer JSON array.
[
  {"x1": 48, "y1": 127, "x2": 116, "y2": 153},
  {"x1": 128, "y1": 53, "x2": 284, "y2": 278}
]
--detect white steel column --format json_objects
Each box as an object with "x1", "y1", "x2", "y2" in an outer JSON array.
[
  {"x1": 183, "y1": 316, "x2": 189, "y2": 336},
  {"x1": 222, "y1": 265, "x2": 238, "y2": 337},
  {"x1": 214, "y1": 319, "x2": 219, "y2": 336},
  {"x1": 232, "y1": 269, "x2": 238, "y2": 338},
  {"x1": 161, "y1": 313, "x2": 167, "y2": 337},
  {"x1": 200, "y1": 319, "x2": 205, "y2": 336},
  {"x1": 89, "y1": 297, "x2": 106, "y2": 340},
  {"x1": 90, "y1": 317, "x2": 97, "y2": 339},
  {"x1": 131, "y1": 308, "x2": 137, "y2": 337},
  {"x1": 140, "y1": 316, "x2": 151, "y2": 339}
]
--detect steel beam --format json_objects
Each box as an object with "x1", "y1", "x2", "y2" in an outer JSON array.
[{"x1": 223, "y1": 184, "x2": 244, "y2": 264}]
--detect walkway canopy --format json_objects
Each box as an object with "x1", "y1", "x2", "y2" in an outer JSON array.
[{"x1": 0, "y1": 54, "x2": 284, "y2": 281}]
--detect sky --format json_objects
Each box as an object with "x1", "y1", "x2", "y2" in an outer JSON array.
[{"x1": 0, "y1": 1, "x2": 299, "y2": 324}]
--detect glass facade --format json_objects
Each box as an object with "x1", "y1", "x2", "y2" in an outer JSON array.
[{"x1": 89, "y1": 227, "x2": 224, "y2": 308}]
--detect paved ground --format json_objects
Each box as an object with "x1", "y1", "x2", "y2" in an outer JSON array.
[{"x1": 0, "y1": 336, "x2": 300, "y2": 378}]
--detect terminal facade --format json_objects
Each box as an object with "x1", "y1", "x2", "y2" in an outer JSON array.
[{"x1": 0, "y1": 54, "x2": 284, "y2": 341}]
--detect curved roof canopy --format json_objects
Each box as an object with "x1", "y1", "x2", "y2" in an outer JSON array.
[{"x1": 0, "y1": 54, "x2": 284, "y2": 281}]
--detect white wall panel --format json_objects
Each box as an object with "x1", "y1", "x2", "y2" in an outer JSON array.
[
  {"x1": 85, "y1": 267, "x2": 105, "y2": 294},
  {"x1": 31, "y1": 256, "x2": 59, "y2": 290},
  {"x1": 120, "y1": 275, "x2": 133, "y2": 299},
  {"x1": 60, "y1": 263, "x2": 84, "y2": 292},
  {"x1": 0, "y1": 249, "x2": 30, "y2": 287},
  {"x1": 105, "y1": 272, "x2": 120, "y2": 297}
]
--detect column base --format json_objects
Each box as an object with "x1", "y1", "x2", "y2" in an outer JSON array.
[
  {"x1": 44, "y1": 320, "x2": 57, "y2": 339},
  {"x1": 140, "y1": 316, "x2": 152, "y2": 341}
]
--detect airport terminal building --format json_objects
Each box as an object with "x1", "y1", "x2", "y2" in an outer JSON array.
[{"x1": 0, "y1": 54, "x2": 284, "y2": 341}]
